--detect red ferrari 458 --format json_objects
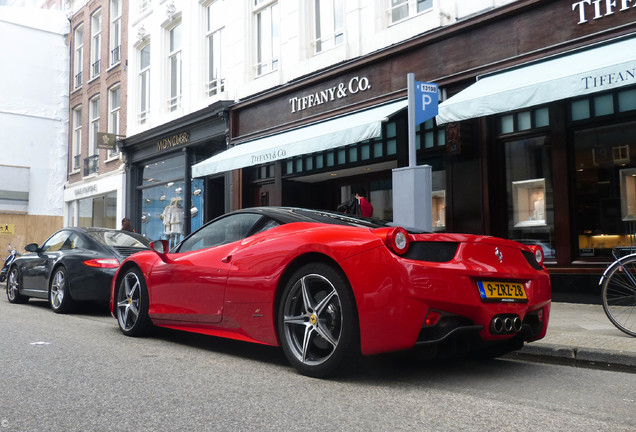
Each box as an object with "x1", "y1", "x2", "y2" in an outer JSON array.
[{"x1": 110, "y1": 207, "x2": 550, "y2": 377}]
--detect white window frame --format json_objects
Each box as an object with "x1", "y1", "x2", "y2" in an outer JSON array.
[
  {"x1": 138, "y1": 43, "x2": 151, "y2": 124},
  {"x1": 206, "y1": 0, "x2": 225, "y2": 97},
  {"x1": 312, "y1": 0, "x2": 344, "y2": 55},
  {"x1": 110, "y1": 0, "x2": 122, "y2": 66},
  {"x1": 72, "y1": 105, "x2": 82, "y2": 171},
  {"x1": 167, "y1": 22, "x2": 182, "y2": 112},
  {"x1": 89, "y1": 95, "x2": 100, "y2": 157},
  {"x1": 139, "y1": 0, "x2": 150, "y2": 14},
  {"x1": 388, "y1": 0, "x2": 433, "y2": 25},
  {"x1": 253, "y1": 0, "x2": 279, "y2": 77},
  {"x1": 90, "y1": 9, "x2": 102, "y2": 78},
  {"x1": 73, "y1": 25, "x2": 84, "y2": 89},
  {"x1": 108, "y1": 85, "x2": 120, "y2": 157}
]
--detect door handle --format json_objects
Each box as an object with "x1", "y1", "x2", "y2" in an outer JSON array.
[{"x1": 221, "y1": 255, "x2": 232, "y2": 263}]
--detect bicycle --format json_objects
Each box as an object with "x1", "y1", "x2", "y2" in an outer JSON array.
[{"x1": 600, "y1": 246, "x2": 636, "y2": 337}]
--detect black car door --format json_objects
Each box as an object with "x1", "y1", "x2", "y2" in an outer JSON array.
[{"x1": 21, "y1": 230, "x2": 71, "y2": 295}]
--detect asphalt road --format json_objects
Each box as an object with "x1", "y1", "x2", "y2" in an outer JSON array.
[{"x1": 1, "y1": 297, "x2": 635, "y2": 432}]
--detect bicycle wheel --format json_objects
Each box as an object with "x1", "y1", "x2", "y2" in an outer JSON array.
[{"x1": 601, "y1": 254, "x2": 636, "y2": 337}]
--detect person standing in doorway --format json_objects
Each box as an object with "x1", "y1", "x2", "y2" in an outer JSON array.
[{"x1": 355, "y1": 189, "x2": 373, "y2": 217}]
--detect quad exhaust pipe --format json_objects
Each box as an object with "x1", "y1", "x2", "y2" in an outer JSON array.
[{"x1": 490, "y1": 314, "x2": 522, "y2": 335}]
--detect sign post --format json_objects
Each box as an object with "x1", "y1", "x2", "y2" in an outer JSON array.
[{"x1": 393, "y1": 74, "x2": 439, "y2": 231}]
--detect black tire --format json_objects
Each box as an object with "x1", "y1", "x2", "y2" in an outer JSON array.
[
  {"x1": 601, "y1": 255, "x2": 636, "y2": 337},
  {"x1": 115, "y1": 267, "x2": 153, "y2": 336},
  {"x1": 6, "y1": 267, "x2": 28, "y2": 304},
  {"x1": 49, "y1": 267, "x2": 74, "y2": 314},
  {"x1": 277, "y1": 263, "x2": 361, "y2": 378}
]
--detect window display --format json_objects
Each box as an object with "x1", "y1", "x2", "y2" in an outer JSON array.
[
  {"x1": 512, "y1": 178, "x2": 546, "y2": 227},
  {"x1": 620, "y1": 168, "x2": 636, "y2": 221},
  {"x1": 432, "y1": 190, "x2": 445, "y2": 231}
]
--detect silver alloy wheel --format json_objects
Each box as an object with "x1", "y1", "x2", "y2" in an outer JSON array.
[
  {"x1": 7, "y1": 268, "x2": 19, "y2": 301},
  {"x1": 50, "y1": 269, "x2": 66, "y2": 309},
  {"x1": 282, "y1": 273, "x2": 343, "y2": 366},
  {"x1": 117, "y1": 271, "x2": 141, "y2": 331}
]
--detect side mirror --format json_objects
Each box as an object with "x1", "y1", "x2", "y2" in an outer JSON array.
[
  {"x1": 149, "y1": 240, "x2": 170, "y2": 256},
  {"x1": 25, "y1": 243, "x2": 39, "y2": 253}
]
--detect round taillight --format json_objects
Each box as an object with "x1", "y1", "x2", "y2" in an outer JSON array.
[
  {"x1": 532, "y1": 245, "x2": 544, "y2": 266},
  {"x1": 388, "y1": 227, "x2": 410, "y2": 255}
]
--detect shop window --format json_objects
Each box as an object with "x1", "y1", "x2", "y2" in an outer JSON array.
[
  {"x1": 78, "y1": 192, "x2": 117, "y2": 228},
  {"x1": 573, "y1": 121, "x2": 636, "y2": 258},
  {"x1": 505, "y1": 137, "x2": 555, "y2": 260},
  {"x1": 417, "y1": 118, "x2": 446, "y2": 150},
  {"x1": 619, "y1": 89, "x2": 636, "y2": 112},
  {"x1": 571, "y1": 87, "x2": 636, "y2": 122},
  {"x1": 499, "y1": 107, "x2": 550, "y2": 134},
  {"x1": 141, "y1": 181, "x2": 185, "y2": 248}
]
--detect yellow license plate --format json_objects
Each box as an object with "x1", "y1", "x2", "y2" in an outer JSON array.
[{"x1": 477, "y1": 281, "x2": 528, "y2": 302}]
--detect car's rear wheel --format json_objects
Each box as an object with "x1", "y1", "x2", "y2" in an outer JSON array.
[
  {"x1": 49, "y1": 267, "x2": 74, "y2": 313},
  {"x1": 6, "y1": 267, "x2": 28, "y2": 304},
  {"x1": 278, "y1": 263, "x2": 361, "y2": 378},
  {"x1": 116, "y1": 267, "x2": 153, "y2": 336}
]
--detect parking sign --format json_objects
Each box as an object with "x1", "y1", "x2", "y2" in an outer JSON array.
[{"x1": 414, "y1": 81, "x2": 439, "y2": 125}]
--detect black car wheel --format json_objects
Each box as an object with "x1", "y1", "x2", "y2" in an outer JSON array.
[
  {"x1": 49, "y1": 267, "x2": 74, "y2": 314},
  {"x1": 278, "y1": 263, "x2": 361, "y2": 378},
  {"x1": 116, "y1": 267, "x2": 153, "y2": 336},
  {"x1": 6, "y1": 267, "x2": 28, "y2": 304}
]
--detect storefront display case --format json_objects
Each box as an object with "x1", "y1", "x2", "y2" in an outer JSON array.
[
  {"x1": 432, "y1": 190, "x2": 445, "y2": 231},
  {"x1": 620, "y1": 168, "x2": 636, "y2": 221},
  {"x1": 512, "y1": 178, "x2": 546, "y2": 228}
]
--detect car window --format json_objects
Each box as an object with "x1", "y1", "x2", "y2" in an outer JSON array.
[
  {"x1": 41, "y1": 231, "x2": 71, "y2": 252},
  {"x1": 87, "y1": 231, "x2": 150, "y2": 248},
  {"x1": 178, "y1": 213, "x2": 264, "y2": 253}
]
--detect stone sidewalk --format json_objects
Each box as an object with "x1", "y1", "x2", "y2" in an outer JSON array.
[{"x1": 508, "y1": 302, "x2": 636, "y2": 372}]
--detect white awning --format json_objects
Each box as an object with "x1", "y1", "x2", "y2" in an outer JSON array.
[
  {"x1": 436, "y1": 36, "x2": 636, "y2": 125},
  {"x1": 192, "y1": 99, "x2": 407, "y2": 177}
]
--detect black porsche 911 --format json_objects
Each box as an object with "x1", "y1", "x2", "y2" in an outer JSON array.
[{"x1": 6, "y1": 227, "x2": 150, "y2": 313}]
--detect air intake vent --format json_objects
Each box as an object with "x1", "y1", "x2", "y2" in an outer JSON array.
[{"x1": 402, "y1": 242, "x2": 459, "y2": 263}]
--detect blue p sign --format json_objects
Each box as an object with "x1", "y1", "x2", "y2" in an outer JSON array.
[{"x1": 414, "y1": 82, "x2": 439, "y2": 126}]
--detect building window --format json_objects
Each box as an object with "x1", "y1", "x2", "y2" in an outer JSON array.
[
  {"x1": 417, "y1": 118, "x2": 446, "y2": 150},
  {"x1": 504, "y1": 137, "x2": 555, "y2": 259},
  {"x1": 167, "y1": 23, "x2": 182, "y2": 112},
  {"x1": 108, "y1": 85, "x2": 120, "y2": 157},
  {"x1": 312, "y1": 0, "x2": 344, "y2": 54},
  {"x1": 73, "y1": 25, "x2": 83, "y2": 89},
  {"x1": 388, "y1": 0, "x2": 433, "y2": 25},
  {"x1": 110, "y1": 0, "x2": 122, "y2": 66},
  {"x1": 138, "y1": 43, "x2": 151, "y2": 124},
  {"x1": 79, "y1": 192, "x2": 117, "y2": 228},
  {"x1": 89, "y1": 96, "x2": 100, "y2": 158},
  {"x1": 499, "y1": 107, "x2": 550, "y2": 134},
  {"x1": 90, "y1": 9, "x2": 102, "y2": 78},
  {"x1": 139, "y1": 0, "x2": 150, "y2": 13},
  {"x1": 573, "y1": 120, "x2": 636, "y2": 259},
  {"x1": 254, "y1": 0, "x2": 279, "y2": 76},
  {"x1": 72, "y1": 106, "x2": 82, "y2": 171},
  {"x1": 205, "y1": 0, "x2": 225, "y2": 97}
]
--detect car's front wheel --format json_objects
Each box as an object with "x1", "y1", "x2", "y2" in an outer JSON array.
[
  {"x1": 6, "y1": 267, "x2": 28, "y2": 304},
  {"x1": 49, "y1": 267, "x2": 74, "y2": 313},
  {"x1": 116, "y1": 267, "x2": 153, "y2": 336},
  {"x1": 278, "y1": 263, "x2": 361, "y2": 378}
]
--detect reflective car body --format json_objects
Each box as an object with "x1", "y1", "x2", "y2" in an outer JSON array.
[
  {"x1": 110, "y1": 207, "x2": 551, "y2": 377},
  {"x1": 7, "y1": 227, "x2": 150, "y2": 312}
]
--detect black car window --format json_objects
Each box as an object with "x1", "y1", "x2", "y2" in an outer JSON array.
[
  {"x1": 41, "y1": 231, "x2": 71, "y2": 252},
  {"x1": 178, "y1": 213, "x2": 264, "y2": 253},
  {"x1": 87, "y1": 231, "x2": 150, "y2": 248},
  {"x1": 66, "y1": 232, "x2": 89, "y2": 250}
]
